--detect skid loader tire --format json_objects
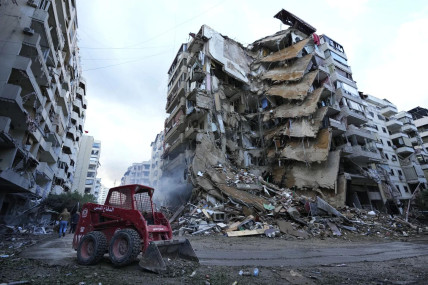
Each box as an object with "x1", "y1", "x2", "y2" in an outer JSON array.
[
  {"x1": 109, "y1": 228, "x2": 141, "y2": 267},
  {"x1": 77, "y1": 231, "x2": 107, "y2": 265}
]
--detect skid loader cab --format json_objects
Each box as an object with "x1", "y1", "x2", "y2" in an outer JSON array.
[
  {"x1": 73, "y1": 184, "x2": 198, "y2": 272},
  {"x1": 104, "y1": 184, "x2": 155, "y2": 222}
]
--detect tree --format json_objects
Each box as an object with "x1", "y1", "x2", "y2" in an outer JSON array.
[{"x1": 41, "y1": 191, "x2": 96, "y2": 214}]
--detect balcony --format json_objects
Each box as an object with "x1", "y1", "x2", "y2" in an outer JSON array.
[
  {"x1": 21, "y1": 34, "x2": 51, "y2": 86},
  {"x1": 0, "y1": 168, "x2": 31, "y2": 191},
  {"x1": 55, "y1": 168, "x2": 67, "y2": 181},
  {"x1": 184, "y1": 126, "x2": 201, "y2": 140},
  {"x1": 401, "y1": 124, "x2": 418, "y2": 133},
  {"x1": 162, "y1": 153, "x2": 186, "y2": 174},
  {"x1": 62, "y1": 137, "x2": 74, "y2": 154},
  {"x1": 57, "y1": 87, "x2": 69, "y2": 115},
  {"x1": 164, "y1": 116, "x2": 185, "y2": 145},
  {"x1": 386, "y1": 118, "x2": 403, "y2": 131},
  {"x1": 37, "y1": 162, "x2": 55, "y2": 180},
  {"x1": 55, "y1": 105, "x2": 67, "y2": 130},
  {"x1": 324, "y1": 55, "x2": 353, "y2": 75},
  {"x1": 166, "y1": 81, "x2": 186, "y2": 114},
  {"x1": 166, "y1": 97, "x2": 186, "y2": 126},
  {"x1": 390, "y1": 132, "x2": 408, "y2": 140},
  {"x1": 409, "y1": 136, "x2": 420, "y2": 145},
  {"x1": 329, "y1": 118, "x2": 346, "y2": 136},
  {"x1": 66, "y1": 126, "x2": 77, "y2": 141},
  {"x1": 40, "y1": 140, "x2": 58, "y2": 163},
  {"x1": 403, "y1": 165, "x2": 427, "y2": 184},
  {"x1": 77, "y1": 87, "x2": 85, "y2": 97},
  {"x1": 380, "y1": 105, "x2": 398, "y2": 117},
  {"x1": 341, "y1": 106, "x2": 368, "y2": 126},
  {"x1": 52, "y1": 185, "x2": 64, "y2": 194},
  {"x1": 345, "y1": 125, "x2": 374, "y2": 141},
  {"x1": 0, "y1": 84, "x2": 27, "y2": 128},
  {"x1": 325, "y1": 102, "x2": 341, "y2": 116},
  {"x1": 72, "y1": 98, "x2": 83, "y2": 114},
  {"x1": 70, "y1": 111, "x2": 79, "y2": 125},
  {"x1": 343, "y1": 145, "x2": 382, "y2": 162},
  {"x1": 396, "y1": 146, "x2": 414, "y2": 156},
  {"x1": 40, "y1": 108, "x2": 53, "y2": 133},
  {"x1": 58, "y1": 153, "x2": 71, "y2": 165},
  {"x1": 167, "y1": 133, "x2": 185, "y2": 156}
]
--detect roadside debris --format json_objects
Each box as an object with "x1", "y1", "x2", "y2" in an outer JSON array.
[{"x1": 162, "y1": 167, "x2": 426, "y2": 240}]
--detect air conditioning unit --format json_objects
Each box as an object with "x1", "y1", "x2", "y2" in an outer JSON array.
[{"x1": 23, "y1": 27, "x2": 34, "y2": 36}]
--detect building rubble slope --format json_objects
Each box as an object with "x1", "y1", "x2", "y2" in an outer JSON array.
[{"x1": 160, "y1": 10, "x2": 428, "y2": 239}]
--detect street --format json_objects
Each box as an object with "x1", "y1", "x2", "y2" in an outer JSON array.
[{"x1": 1, "y1": 233, "x2": 427, "y2": 284}]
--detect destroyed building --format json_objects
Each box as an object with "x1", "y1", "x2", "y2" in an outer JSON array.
[
  {"x1": 408, "y1": 107, "x2": 428, "y2": 181},
  {"x1": 158, "y1": 9, "x2": 428, "y2": 213},
  {"x1": 0, "y1": 0, "x2": 87, "y2": 218}
]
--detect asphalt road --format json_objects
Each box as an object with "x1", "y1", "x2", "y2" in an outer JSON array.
[
  {"x1": 195, "y1": 240, "x2": 428, "y2": 266},
  {"x1": 20, "y1": 234, "x2": 428, "y2": 268}
]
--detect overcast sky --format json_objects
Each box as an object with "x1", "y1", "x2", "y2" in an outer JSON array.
[{"x1": 76, "y1": 0, "x2": 428, "y2": 188}]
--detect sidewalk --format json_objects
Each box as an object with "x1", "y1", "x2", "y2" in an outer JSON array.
[{"x1": 20, "y1": 232, "x2": 76, "y2": 266}]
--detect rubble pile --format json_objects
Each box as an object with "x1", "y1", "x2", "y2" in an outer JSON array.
[
  {"x1": 167, "y1": 168, "x2": 428, "y2": 240},
  {"x1": 0, "y1": 224, "x2": 53, "y2": 258}
]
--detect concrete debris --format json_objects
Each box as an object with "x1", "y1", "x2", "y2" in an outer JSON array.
[{"x1": 164, "y1": 167, "x2": 427, "y2": 239}]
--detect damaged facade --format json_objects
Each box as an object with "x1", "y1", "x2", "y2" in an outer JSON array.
[
  {"x1": 158, "y1": 9, "x2": 427, "y2": 213},
  {"x1": 0, "y1": 0, "x2": 87, "y2": 218}
]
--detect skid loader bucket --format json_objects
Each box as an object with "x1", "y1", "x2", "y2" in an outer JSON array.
[{"x1": 139, "y1": 238, "x2": 199, "y2": 273}]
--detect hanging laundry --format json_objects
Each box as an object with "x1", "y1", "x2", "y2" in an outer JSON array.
[{"x1": 312, "y1": 33, "x2": 320, "y2": 45}]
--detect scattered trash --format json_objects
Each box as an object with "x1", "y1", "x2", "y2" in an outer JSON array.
[
  {"x1": 189, "y1": 271, "x2": 196, "y2": 277},
  {"x1": 253, "y1": 268, "x2": 259, "y2": 277}
]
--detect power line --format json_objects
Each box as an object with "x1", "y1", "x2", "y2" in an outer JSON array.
[
  {"x1": 82, "y1": 50, "x2": 170, "y2": 71},
  {"x1": 78, "y1": 0, "x2": 226, "y2": 50}
]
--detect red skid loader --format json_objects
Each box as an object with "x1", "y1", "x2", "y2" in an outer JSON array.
[{"x1": 72, "y1": 184, "x2": 198, "y2": 273}]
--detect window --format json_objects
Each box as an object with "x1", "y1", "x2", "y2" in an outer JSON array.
[
  {"x1": 87, "y1": 172, "x2": 95, "y2": 178},
  {"x1": 389, "y1": 169, "x2": 394, "y2": 176},
  {"x1": 378, "y1": 115, "x2": 385, "y2": 121},
  {"x1": 387, "y1": 141, "x2": 392, "y2": 147},
  {"x1": 395, "y1": 185, "x2": 401, "y2": 191},
  {"x1": 337, "y1": 81, "x2": 358, "y2": 97},
  {"x1": 398, "y1": 170, "x2": 403, "y2": 176},
  {"x1": 85, "y1": 179, "x2": 94, "y2": 185},
  {"x1": 382, "y1": 127, "x2": 387, "y2": 133},
  {"x1": 385, "y1": 153, "x2": 389, "y2": 159},
  {"x1": 392, "y1": 155, "x2": 397, "y2": 161},
  {"x1": 368, "y1": 112, "x2": 374, "y2": 118},
  {"x1": 404, "y1": 186, "x2": 410, "y2": 192}
]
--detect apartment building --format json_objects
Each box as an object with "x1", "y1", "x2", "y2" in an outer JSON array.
[
  {"x1": 408, "y1": 106, "x2": 428, "y2": 180},
  {"x1": 72, "y1": 136, "x2": 101, "y2": 196},
  {"x1": 0, "y1": 0, "x2": 86, "y2": 217},
  {"x1": 96, "y1": 183, "x2": 109, "y2": 204},
  {"x1": 150, "y1": 131, "x2": 164, "y2": 188},
  {"x1": 362, "y1": 96, "x2": 428, "y2": 204},
  {"x1": 120, "y1": 161, "x2": 151, "y2": 186}
]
